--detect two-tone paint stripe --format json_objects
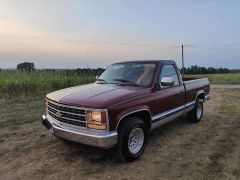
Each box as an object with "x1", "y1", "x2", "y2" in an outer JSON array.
[{"x1": 152, "y1": 101, "x2": 195, "y2": 123}]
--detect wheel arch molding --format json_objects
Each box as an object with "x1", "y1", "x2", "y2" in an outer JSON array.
[{"x1": 116, "y1": 107, "x2": 152, "y2": 131}]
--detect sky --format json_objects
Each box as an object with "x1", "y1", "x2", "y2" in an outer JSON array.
[{"x1": 0, "y1": 0, "x2": 240, "y2": 69}]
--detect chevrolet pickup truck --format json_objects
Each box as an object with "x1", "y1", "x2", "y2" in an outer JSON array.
[{"x1": 42, "y1": 60, "x2": 210, "y2": 161}]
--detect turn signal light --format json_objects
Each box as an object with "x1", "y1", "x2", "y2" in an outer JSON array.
[{"x1": 87, "y1": 123, "x2": 107, "y2": 130}]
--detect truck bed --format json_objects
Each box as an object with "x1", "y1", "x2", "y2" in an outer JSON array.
[
  {"x1": 182, "y1": 77, "x2": 202, "y2": 81},
  {"x1": 183, "y1": 77, "x2": 210, "y2": 103}
]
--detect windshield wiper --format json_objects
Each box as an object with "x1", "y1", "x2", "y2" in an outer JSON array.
[
  {"x1": 96, "y1": 78, "x2": 108, "y2": 84},
  {"x1": 113, "y1": 78, "x2": 138, "y2": 86},
  {"x1": 113, "y1": 78, "x2": 131, "y2": 83}
]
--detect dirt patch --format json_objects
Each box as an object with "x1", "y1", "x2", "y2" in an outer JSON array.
[{"x1": 0, "y1": 89, "x2": 239, "y2": 179}]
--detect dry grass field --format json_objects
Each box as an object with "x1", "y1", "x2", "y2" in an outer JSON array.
[{"x1": 0, "y1": 88, "x2": 239, "y2": 180}]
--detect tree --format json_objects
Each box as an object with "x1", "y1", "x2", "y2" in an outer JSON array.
[
  {"x1": 207, "y1": 67, "x2": 216, "y2": 74},
  {"x1": 183, "y1": 65, "x2": 230, "y2": 74},
  {"x1": 17, "y1": 62, "x2": 35, "y2": 72},
  {"x1": 199, "y1": 67, "x2": 208, "y2": 74}
]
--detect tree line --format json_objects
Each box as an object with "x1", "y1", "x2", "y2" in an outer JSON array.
[
  {"x1": 182, "y1": 65, "x2": 238, "y2": 74},
  {"x1": 43, "y1": 68, "x2": 105, "y2": 76},
  {"x1": 14, "y1": 62, "x2": 105, "y2": 76},
  {"x1": 0, "y1": 62, "x2": 239, "y2": 74}
]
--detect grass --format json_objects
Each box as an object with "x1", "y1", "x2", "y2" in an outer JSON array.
[
  {"x1": 232, "y1": 168, "x2": 240, "y2": 177},
  {"x1": 185, "y1": 73, "x2": 240, "y2": 84},
  {"x1": 218, "y1": 89, "x2": 240, "y2": 115},
  {"x1": 0, "y1": 96, "x2": 45, "y2": 128},
  {"x1": 0, "y1": 89, "x2": 240, "y2": 179},
  {"x1": 205, "y1": 89, "x2": 240, "y2": 178},
  {"x1": 0, "y1": 70, "x2": 95, "y2": 97},
  {"x1": 208, "y1": 139, "x2": 236, "y2": 173},
  {"x1": 0, "y1": 70, "x2": 239, "y2": 97}
]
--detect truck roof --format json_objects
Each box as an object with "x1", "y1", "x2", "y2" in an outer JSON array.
[{"x1": 115, "y1": 60, "x2": 175, "y2": 64}]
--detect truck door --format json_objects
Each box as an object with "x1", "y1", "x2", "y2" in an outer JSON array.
[{"x1": 151, "y1": 64, "x2": 185, "y2": 125}]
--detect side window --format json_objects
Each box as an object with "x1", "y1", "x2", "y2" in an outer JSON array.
[{"x1": 160, "y1": 64, "x2": 180, "y2": 86}]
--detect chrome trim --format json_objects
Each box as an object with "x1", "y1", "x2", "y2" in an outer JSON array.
[
  {"x1": 185, "y1": 101, "x2": 195, "y2": 108},
  {"x1": 116, "y1": 109, "x2": 152, "y2": 130},
  {"x1": 184, "y1": 101, "x2": 195, "y2": 112},
  {"x1": 47, "y1": 99, "x2": 88, "y2": 110},
  {"x1": 151, "y1": 110, "x2": 184, "y2": 130},
  {"x1": 195, "y1": 90, "x2": 211, "y2": 103},
  {"x1": 205, "y1": 94, "x2": 210, "y2": 101},
  {"x1": 46, "y1": 99, "x2": 110, "y2": 131},
  {"x1": 48, "y1": 111, "x2": 86, "y2": 123},
  {"x1": 195, "y1": 91, "x2": 210, "y2": 102},
  {"x1": 152, "y1": 105, "x2": 185, "y2": 121},
  {"x1": 196, "y1": 90, "x2": 205, "y2": 97},
  {"x1": 151, "y1": 101, "x2": 195, "y2": 129},
  {"x1": 48, "y1": 105, "x2": 85, "y2": 117},
  {"x1": 116, "y1": 101, "x2": 196, "y2": 131},
  {"x1": 195, "y1": 90, "x2": 205, "y2": 103},
  {"x1": 47, "y1": 99, "x2": 109, "y2": 112},
  {"x1": 42, "y1": 114, "x2": 117, "y2": 149}
]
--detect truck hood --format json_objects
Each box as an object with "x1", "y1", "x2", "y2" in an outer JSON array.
[{"x1": 46, "y1": 83, "x2": 148, "y2": 108}]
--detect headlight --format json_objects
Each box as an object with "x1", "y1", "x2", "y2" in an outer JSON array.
[{"x1": 86, "y1": 110, "x2": 107, "y2": 130}]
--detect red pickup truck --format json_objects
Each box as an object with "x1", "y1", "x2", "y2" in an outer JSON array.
[{"x1": 42, "y1": 60, "x2": 210, "y2": 161}]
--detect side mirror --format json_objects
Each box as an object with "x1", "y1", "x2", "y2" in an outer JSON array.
[
  {"x1": 95, "y1": 75, "x2": 99, "y2": 80},
  {"x1": 160, "y1": 77, "x2": 175, "y2": 87}
]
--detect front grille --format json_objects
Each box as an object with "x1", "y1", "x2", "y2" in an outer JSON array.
[{"x1": 47, "y1": 100, "x2": 86, "y2": 127}]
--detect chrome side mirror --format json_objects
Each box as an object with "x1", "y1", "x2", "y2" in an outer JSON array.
[{"x1": 160, "y1": 77, "x2": 175, "y2": 87}]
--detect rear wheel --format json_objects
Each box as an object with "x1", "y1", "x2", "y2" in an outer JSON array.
[
  {"x1": 188, "y1": 99, "x2": 203, "y2": 123},
  {"x1": 117, "y1": 117, "x2": 147, "y2": 162}
]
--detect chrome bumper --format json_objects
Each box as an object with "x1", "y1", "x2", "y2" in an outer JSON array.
[{"x1": 42, "y1": 114, "x2": 118, "y2": 149}]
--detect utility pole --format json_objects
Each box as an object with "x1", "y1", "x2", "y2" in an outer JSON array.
[{"x1": 181, "y1": 44, "x2": 184, "y2": 78}]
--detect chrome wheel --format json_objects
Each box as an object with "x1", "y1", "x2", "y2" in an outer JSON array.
[
  {"x1": 197, "y1": 103, "x2": 203, "y2": 119},
  {"x1": 128, "y1": 127, "x2": 144, "y2": 154}
]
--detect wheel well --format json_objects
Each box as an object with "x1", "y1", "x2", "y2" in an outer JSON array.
[
  {"x1": 117, "y1": 110, "x2": 151, "y2": 131},
  {"x1": 197, "y1": 93, "x2": 205, "y2": 101}
]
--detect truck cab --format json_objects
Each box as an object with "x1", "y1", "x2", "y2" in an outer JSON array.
[{"x1": 42, "y1": 60, "x2": 210, "y2": 161}]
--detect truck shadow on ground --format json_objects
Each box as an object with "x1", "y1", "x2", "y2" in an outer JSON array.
[
  {"x1": 59, "y1": 116, "x2": 192, "y2": 163},
  {"x1": 61, "y1": 139, "x2": 117, "y2": 162}
]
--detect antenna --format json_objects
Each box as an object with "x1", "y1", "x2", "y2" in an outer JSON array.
[{"x1": 181, "y1": 44, "x2": 184, "y2": 78}]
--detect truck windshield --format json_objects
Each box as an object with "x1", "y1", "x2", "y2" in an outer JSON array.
[{"x1": 97, "y1": 63, "x2": 156, "y2": 87}]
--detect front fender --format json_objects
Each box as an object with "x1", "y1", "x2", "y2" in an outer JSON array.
[{"x1": 115, "y1": 105, "x2": 152, "y2": 130}]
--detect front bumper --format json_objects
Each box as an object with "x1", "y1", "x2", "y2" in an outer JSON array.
[{"x1": 42, "y1": 114, "x2": 118, "y2": 149}]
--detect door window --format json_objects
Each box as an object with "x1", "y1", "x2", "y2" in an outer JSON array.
[{"x1": 160, "y1": 65, "x2": 180, "y2": 86}]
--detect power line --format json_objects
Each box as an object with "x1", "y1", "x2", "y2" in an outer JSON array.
[
  {"x1": 2, "y1": 33, "x2": 240, "y2": 49},
  {"x1": 0, "y1": 33, "x2": 177, "y2": 48},
  {"x1": 181, "y1": 44, "x2": 240, "y2": 48}
]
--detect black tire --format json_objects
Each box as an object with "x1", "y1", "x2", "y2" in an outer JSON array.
[
  {"x1": 188, "y1": 99, "x2": 203, "y2": 123},
  {"x1": 117, "y1": 117, "x2": 148, "y2": 162}
]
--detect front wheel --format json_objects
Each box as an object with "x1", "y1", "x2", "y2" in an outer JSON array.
[
  {"x1": 188, "y1": 99, "x2": 203, "y2": 123},
  {"x1": 117, "y1": 117, "x2": 147, "y2": 162}
]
